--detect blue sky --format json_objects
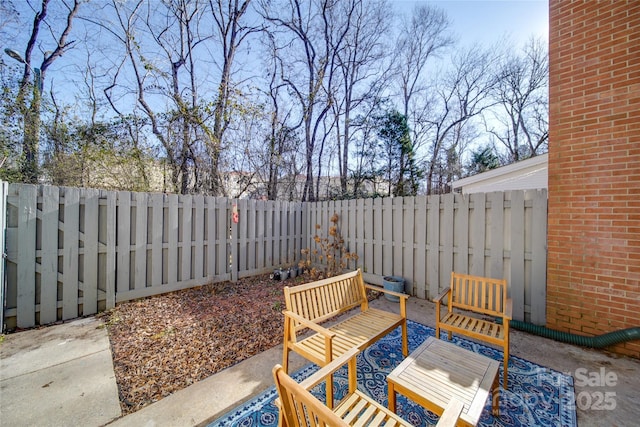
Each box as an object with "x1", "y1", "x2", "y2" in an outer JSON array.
[{"x1": 395, "y1": 0, "x2": 549, "y2": 47}]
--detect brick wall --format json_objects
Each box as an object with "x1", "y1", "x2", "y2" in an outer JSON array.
[{"x1": 547, "y1": 0, "x2": 640, "y2": 358}]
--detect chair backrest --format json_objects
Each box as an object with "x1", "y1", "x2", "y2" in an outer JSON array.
[
  {"x1": 450, "y1": 272, "x2": 508, "y2": 317},
  {"x1": 273, "y1": 364, "x2": 348, "y2": 427},
  {"x1": 283, "y1": 269, "x2": 367, "y2": 333}
]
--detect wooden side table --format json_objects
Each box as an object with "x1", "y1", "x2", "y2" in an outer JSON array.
[{"x1": 387, "y1": 337, "x2": 500, "y2": 427}]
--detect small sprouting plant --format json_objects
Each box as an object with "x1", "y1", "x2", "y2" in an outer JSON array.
[{"x1": 300, "y1": 213, "x2": 359, "y2": 280}]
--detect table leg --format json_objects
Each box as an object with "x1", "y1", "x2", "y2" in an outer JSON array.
[{"x1": 388, "y1": 381, "x2": 397, "y2": 412}]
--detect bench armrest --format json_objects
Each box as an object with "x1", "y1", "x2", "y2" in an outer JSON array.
[
  {"x1": 282, "y1": 310, "x2": 337, "y2": 339},
  {"x1": 434, "y1": 287, "x2": 451, "y2": 321},
  {"x1": 364, "y1": 284, "x2": 409, "y2": 300},
  {"x1": 299, "y1": 347, "x2": 360, "y2": 391},
  {"x1": 364, "y1": 284, "x2": 408, "y2": 320},
  {"x1": 434, "y1": 287, "x2": 451, "y2": 304}
]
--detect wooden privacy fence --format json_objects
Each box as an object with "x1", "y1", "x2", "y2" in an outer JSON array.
[
  {"x1": 3, "y1": 184, "x2": 304, "y2": 329},
  {"x1": 2, "y1": 183, "x2": 547, "y2": 330},
  {"x1": 306, "y1": 190, "x2": 548, "y2": 325}
]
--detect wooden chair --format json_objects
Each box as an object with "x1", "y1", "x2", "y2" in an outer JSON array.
[
  {"x1": 273, "y1": 347, "x2": 464, "y2": 427},
  {"x1": 435, "y1": 272, "x2": 512, "y2": 389}
]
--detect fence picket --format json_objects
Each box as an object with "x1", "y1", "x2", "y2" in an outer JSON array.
[
  {"x1": 83, "y1": 188, "x2": 99, "y2": 315},
  {"x1": 256, "y1": 200, "x2": 265, "y2": 271},
  {"x1": 454, "y1": 193, "x2": 469, "y2": 273},
  {"x1": 383, "y1": 197, "x2": 393, "y2": 277},
  {"x1": 117, "y1": 191, "x2": 131, "y2": 293},
  {"x1": 238, "y1": 198, "x2": 248, "y2": 273},
  {"x1": 347, "y1": 199, "x2": 357, "y2": 267},
  {"x1": 134, "y1": 192, "x2": 147, "y2": 291},
  {"x1": 441, "y1": 194, "x2": 454, "y2": 288},
  {"x1": 104, "y1": 191, "x2": 116, "y2": 309},
  {"x1": 510, "y1": 190, "x2": 526, "y2": 321},
  {"x1": 427, "y1": 195, "x2": 439, "y2": 299},
  {"x1": 530, "y1": 190, "x2": 548, "y2": 325},
  {"x1": 205, "y1": 196, "x2": 214, "y2": 277},
  {"x1": 247, "y1": 198, "x2": 256, "y2": 271},
  {"x1": 217, "y1": 198, "x2": 229, "y2": 277},
  {"x1": 414, "y1": 196, "x2": 427, "y2": 299},
  {"x1": 40, "y1": 185, "x2": 59, "y2": 324},
  {"x1": 194, "y1": 195, "x2": 204, "y2": 280},
  {"x1": 167, "y1": 194, "x2": 178, "y2": 285},
  {"x1": 0, "y1": 182, "x2": 6, "y2": 332},
  {"x1": 402, "y1": 197, "x2": 414, "y2": 294},
  {"x1": 62, "y1": 188, "x2": 80, "y2": 320},
  {"x1": 17, "y1": 185, "x2": 37, "y2": 328},
  {"x1": 181, "y1": 195, "x2": 193, "y2": 281},
  {"x1": 265, "y1": 201, "x2": 273, "y2": 267},
  {"x1": 489, "y1": 192, "x2": 505, "y2": 279},
  {"x1": 151, "y1": 193, "x2": 163, "y2": 286}
]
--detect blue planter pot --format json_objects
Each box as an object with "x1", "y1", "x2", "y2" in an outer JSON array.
[{"x1": 383, "y1": 276, "x2": 405, "y2": 302}]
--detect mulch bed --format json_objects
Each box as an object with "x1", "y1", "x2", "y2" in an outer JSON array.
[
  {"x1": 99, "y1": 273, "x2": 297, "y2": 415},
  {"x1": 101, "y1": 272, "x2": 383, "y2": 415}
]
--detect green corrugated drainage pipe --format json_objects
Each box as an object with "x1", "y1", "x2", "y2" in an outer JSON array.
[{"x1": 497, "y1": 318, "x2": 640, "y2": 348}]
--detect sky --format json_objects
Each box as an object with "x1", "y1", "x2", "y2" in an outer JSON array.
[{"x1": 395, "y1": 0, "x2": 549, "y2": 47}]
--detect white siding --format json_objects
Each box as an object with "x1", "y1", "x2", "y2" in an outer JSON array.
[{"x1": 453, "y1": 154, "x2": 548, "y2": 194}]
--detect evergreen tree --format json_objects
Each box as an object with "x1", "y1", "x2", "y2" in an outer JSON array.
[
  {"x1": 376, "y1": 110, "x2": 422, "y2": 196},
  {"x1": 467, "y1": 145, "x2": 500, "y2": 176}
]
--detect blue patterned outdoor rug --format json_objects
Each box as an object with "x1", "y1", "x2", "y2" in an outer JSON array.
[{"x1": 209, "y1": 320, "x2": 576, "y2": 427}]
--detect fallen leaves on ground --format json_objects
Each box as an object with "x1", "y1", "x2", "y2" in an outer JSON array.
[{"x1": 100, "y1": 274, "x2": 294, "y2": 415}]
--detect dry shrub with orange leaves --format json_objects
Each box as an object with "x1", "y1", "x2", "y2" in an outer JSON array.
[{"x1": 299, "y1": 213, "x2": 359, "y2": 280}]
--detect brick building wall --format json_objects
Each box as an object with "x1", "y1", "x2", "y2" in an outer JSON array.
[{"x1": 547, "y1": 0, "x2": 640, "y2": 357}]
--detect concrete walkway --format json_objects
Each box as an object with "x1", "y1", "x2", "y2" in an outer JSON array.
[
  {"x1": 1, "y1": 297, "x2": 639, "y2": 427},
  {"x1": 0, "y1": 317, "x2": 121, "y2": 427}
]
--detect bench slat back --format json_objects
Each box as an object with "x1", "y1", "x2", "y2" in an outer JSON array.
[
  {"x1": 284, "y1": 270, "x2": 366, "y2": 328},
  {"x1": 449, "y1": 272, "x2": 508, "y2": 317}
]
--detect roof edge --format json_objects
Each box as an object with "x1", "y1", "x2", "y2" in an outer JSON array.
[{"x1": 452, "y1": 153, "x2": 548, "y2": 189}]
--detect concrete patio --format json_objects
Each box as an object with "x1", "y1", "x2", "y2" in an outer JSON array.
[{"x1": 1, "y1": 296, "x2": 639, "y2": 427}]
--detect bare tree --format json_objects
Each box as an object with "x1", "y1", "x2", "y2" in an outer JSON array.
[
  {"x1": 421, "y1": 46, "x2": 497, "y2": 194},
  {"x1": 393, "y1": 4, "x2": 453, "y2": 126},
  {"x1": 486, "y1": 37, "x2": 549, "y2": 161},
  {"x1": 101, "y1": 0, "x2": 187, "y2": 192},
  {"x1": 0, "y1": 0, "x2": 19, "y2": 33},
  {"x1": 206, "y1": 0, "x2": 260, "y2": 195},
  {"x1": 258, "y1": 36, "x2": 303, "y2": 200},
  {"x1": 331, "y1": 0, "x2": 391, "y2": 196},
  {"x1": 8, "y1": 0, "x2": 81, "y2": 183},
  {"x1": 261, "y1": 0, "x2": 348, "y2": 201},
  {"x1": 98, "y1": 0, "x2": 257, "y2": 195}
]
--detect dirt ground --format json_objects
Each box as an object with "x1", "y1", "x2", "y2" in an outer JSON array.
[{"x1": 100, "y1": 274, "x2": 296, "y2": 415}]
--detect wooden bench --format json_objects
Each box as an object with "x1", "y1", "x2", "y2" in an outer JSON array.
[
  {"x1": 435, "y1": 272, "x2": 512, "y2": 389},
  {"x1": 274, "y1": 347, "x2": 464, "y2": 427},
  {"x1": 282, "y1": 269, "x2": 408, "y2": 407}
]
